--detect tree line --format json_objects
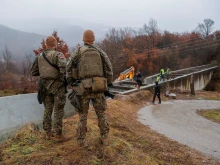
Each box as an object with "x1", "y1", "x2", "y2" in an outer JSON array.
[
  {"x1": 98, "y1": 18, "x2": 220, "y2": 78},
  {"x1": 0, "y1": 18, "x2": 219, "y2": 91}
]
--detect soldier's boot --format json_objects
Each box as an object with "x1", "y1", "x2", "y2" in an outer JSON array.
[
  {"x1": 53, "y1": 134, "x2": 71, "y2": 143},
  {"x1": 77, "y1": 139, "x2": 88, "y2": 147},
  {"x1": 100, "y1": 137, "x2": 108, "y2": 146}
]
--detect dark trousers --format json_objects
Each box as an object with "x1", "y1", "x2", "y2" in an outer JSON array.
[
  {"x1": 152, "y1": 93, "x2": 161, "y2": 103},
  {"x1": 136, "y1": 80, "x2": 142, "y2": 86}
]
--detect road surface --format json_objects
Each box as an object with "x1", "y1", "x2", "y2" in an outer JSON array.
[{"x1": 138, "y1": 100, "x2": 220, "y2": 160}]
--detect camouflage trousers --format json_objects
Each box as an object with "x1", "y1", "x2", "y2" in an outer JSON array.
[
  {"x1": 43, "y1": 88, "x2": 66, "y2": 135},
  {"x1": 77, "y1": 92, "x2": 109, "y2": 140}
]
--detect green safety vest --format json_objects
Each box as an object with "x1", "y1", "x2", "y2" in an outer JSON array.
[
  {"x1": 166, "y1": 68, "x2": 170, "y2": 74},
  {"x1": 160, "y1": 69, "x2": 165, "y2": 75},
  {"x1": 156, "y1": 76, "x2": 161, "y2": 82}
]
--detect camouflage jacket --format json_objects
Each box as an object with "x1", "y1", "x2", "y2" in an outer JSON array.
[
  {"x1": 66, "y1": 45, "x2": 113, "y2": 85},
  {"x1": 31, "y1": 49, "x2": 67, "y2": 95}
]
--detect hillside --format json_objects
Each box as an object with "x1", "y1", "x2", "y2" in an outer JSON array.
[
  {"x1": 0, "y1": 91, "x2": 219, "y2": 165},
  {"x1": 5, "y1": 18, "x2": 110, "y2": 46},
  {"x1": 0, "y1": 24, "x2": 44, "y2": 57}
]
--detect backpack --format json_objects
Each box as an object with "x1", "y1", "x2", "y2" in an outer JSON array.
[{"x1": 78, "y1": 46, "x2": 104, "y2": 79}]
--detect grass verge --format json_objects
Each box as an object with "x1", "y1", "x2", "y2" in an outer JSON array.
[
  {"x1": 0, "y1": 89, "x2": 18, "y2": 97},
  {"x1": 198, "y1": 109, "x2": 220, "y2": 124}
]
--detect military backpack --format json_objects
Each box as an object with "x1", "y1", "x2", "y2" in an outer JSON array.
[{"x1": 77, "y1": 46, "x2": 107, "y2": 92}]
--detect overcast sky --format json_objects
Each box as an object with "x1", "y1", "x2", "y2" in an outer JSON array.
[{"x1": 0, "y1": 0, "x2": 219, "y2": 32}]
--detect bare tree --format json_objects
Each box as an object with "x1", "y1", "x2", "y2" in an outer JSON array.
[
  {"x1": 139, "y1": 19, "x2": 159, "y2": 47},
  {"x1": 148, "y1": 19, "x2": 159, "y2": 47},
  {"x1": 140, "y1": 19, "x2": 158, "y2": 36},
  {"x1": 2, "y1": 45, "x2": 13, "y2": 72},
  {"x1": 196, "y1": 19, "x2": 215, "y2": 38},
  {"x1": 148, "y1": 19, "x2": 158, "y2": 36},
  {"x1": 22, "y1": 61, "x2": 27, "y2": 76},
  {"x1": 25, "y1": 53, "x2": 34, "y2": 76},
  {"x1": 0, "y1": 58, "x2": 6, "y2": 74}
]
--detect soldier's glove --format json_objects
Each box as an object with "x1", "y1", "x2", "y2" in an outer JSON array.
[
  {"x1": 71, "y1": 80, "x2": 81, "y2": 87},
  {"x1": 108, "y1": 83, "x2": 113, "y2": 87},
  {"x1": 71, "y1": 83, "x2": 78, "y2": 87}
]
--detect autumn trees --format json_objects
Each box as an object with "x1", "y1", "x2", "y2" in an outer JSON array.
[
  {"x1": 0, "y1": 31, "x2": 70, "y2": 91},
  {"x1": 0, "y1": 19, "x2": 219, "y2": 90},
  {"x1": 99, "y1": 18, "x2": 219, "y2": 79},
  {"x1": 33, "y1": 31, "x2": 70, "y2": 59}
]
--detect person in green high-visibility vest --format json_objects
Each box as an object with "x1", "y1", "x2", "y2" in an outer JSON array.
[
  {"x1": 160, "y1": 68, "x2": 165, "y2": 81},
  {"x1": 166, "y1": 67, "x2": 170, "y2": 80},
  {"x1": 156, "y1": 75, "x2": 161, "y2": 82}
]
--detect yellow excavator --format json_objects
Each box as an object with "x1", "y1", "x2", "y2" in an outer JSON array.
[{"x1": 116, "y1": 66, "x2": 135, "y2": 81}]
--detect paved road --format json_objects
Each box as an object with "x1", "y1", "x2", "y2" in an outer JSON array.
[{"x1": 138, "y1": 100, "x2": 220, "y2": 160}]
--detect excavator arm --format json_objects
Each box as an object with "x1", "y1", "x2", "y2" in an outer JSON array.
[{"x1": 117, "y1": 66, "x2": 135, "y2": 81}]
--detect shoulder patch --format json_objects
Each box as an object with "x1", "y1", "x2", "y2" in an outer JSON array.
[{"x1": 59, "y1": 55, "x2": 65, "y2": 59}]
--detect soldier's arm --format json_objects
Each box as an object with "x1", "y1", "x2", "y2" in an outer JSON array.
[
  {"x1": 57, "y1": 52, "x2": 67, "y2": 74},
  {"x1": 98, "y1": 48, "x2": 113, "y2": 84},
  {"x1": 66, "y1": 50, "x2": 79, "y2": 84},
  {"x1": 31, "y1": 56, "x2": 40, "y2": 76}
]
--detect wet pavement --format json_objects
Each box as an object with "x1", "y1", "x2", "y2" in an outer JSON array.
[{"x1": 138, "y1": 100, "x2": 220, "y2": 160}]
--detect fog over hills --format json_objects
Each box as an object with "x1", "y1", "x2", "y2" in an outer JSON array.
[
  {"x1": 4, "y1": 18, "x2": 111, "y2": 47},
  {"x1": 0, "y1": 24, "x2": 44, "y2": 59},
  {"x1": 0, "y1": 18, "x2": 111, "y2": 61}
]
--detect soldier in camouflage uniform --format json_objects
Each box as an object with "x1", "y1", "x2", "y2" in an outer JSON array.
[
  {"x1": 66, "y1": 30, "x2": 113, "y2": 146},
  {"x1": 31, "y1": 36, "x2": 67, "y2": 141}
]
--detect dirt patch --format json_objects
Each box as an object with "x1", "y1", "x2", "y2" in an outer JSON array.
[
  {"x1": 0, "y1": 89, "x2": 19, "y2": 97},
  {"x1": 0, "y1": 88, "x2": 37, "y2": 97},
  {"x1": 0, "y1": 90, "x2": 219, "y2": 165},
  {"x1": 197, "y1": 109, "x2": 220, "y2": 124},
  {"x1": 164, "y1": 90, "x2": 220, "y2": 101}
]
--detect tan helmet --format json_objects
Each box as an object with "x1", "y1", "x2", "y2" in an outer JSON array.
[
  {"x1": 46, "y1": 36, "x2": 57, "y2": 49},
  {"x1": 83, "y1": 30, "x2": 95, "y2": 45}
]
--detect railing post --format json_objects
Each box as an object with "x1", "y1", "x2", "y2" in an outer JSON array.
[{"x1": 190, "y1": 73, "x2": 195, "y2": 95}]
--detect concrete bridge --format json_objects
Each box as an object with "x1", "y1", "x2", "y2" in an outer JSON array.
[
  {"x1": 110, "y1": 64, "x2": 219, "y2": 94},
  {"x1": 0, "y1": 64, "x2": 218, "y2": 140}
]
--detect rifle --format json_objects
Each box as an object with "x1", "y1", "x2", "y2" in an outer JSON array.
[
  {"x1": 37, "y1": 79, "x2": 46, "y2": 104},
  {"x1": 64, "y1": 75, "x2": 68, "y2": 93},
  {"x1": 104, "y1": 83, "x2": 115, "y2": 99},
  {"x1": 104, "y1": 91, "x2": 115, "y2": 99}
]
